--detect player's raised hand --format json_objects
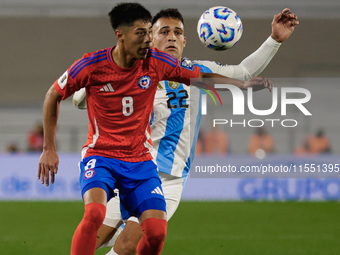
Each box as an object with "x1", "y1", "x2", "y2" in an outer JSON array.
[
  {"x1": 38, "y1": 149, "x2": 59, "y2": 186},
  {"x1": 271, "y1": 8, "x2": 299, "y2": 43},
  {"x1": 243, "y1": 77, "x2": 273, "y2": 92}
]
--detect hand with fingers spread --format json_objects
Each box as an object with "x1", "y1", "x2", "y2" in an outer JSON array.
[
  {"x1": 271, "y1": 8, "x2": 299, "y2": 43},
  {"x1": 38, "y1": 149, "x2": 59, "y2": 186},
  {"x1": 243, "y1": 77, "x2": 273, "y2": 92}
]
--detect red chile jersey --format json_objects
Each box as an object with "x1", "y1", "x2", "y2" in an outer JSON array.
[{"x1": 54, "y1": 47, "x2": 200, "y2": 162}]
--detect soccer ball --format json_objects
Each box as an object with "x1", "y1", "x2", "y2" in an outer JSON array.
[{"x1": 197, "y1": 6, "x2": 243, "y2": 51}]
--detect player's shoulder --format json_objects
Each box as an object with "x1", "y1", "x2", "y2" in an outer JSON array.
[
  {"x1": 192, "y1": 59, "x2": 223, "y2": 73},
  {"x1": 147, "y1": 47, "x2": 178, "y2": 67},
  {"x1": 79, "y1": 47, "x2": 111, "y2": 62},
  {"x1": 69, "y1": 47, "x2": 111, "y2": 79},
  {"x1": 193, "y1": 59, "x2": 222, "y2": 67},
  {"x1": 179, "y1": 57, "x2": 195, "y2": 71}
]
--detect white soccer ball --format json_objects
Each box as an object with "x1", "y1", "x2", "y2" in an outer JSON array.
[{"x1": 197, "y1": 6, "x2": 243, "y2": 51}]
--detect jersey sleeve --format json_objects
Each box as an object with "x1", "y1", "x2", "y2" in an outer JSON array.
[
  {"x1": 53, "y1": 56, "x2": 90, "y2": 100},
  {"x1": 194, "y1": 36, "x2": 281, "y2": 80},
  {"x1": 149, "y1": 48, "x2": 200, "y2": 85}
]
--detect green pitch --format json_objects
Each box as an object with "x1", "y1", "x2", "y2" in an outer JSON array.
[{"x1": 0, "y1": 201, "x2": 339, "y2": 254}]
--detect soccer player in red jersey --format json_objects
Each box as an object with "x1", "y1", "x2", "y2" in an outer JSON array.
[{"x1": 37, "y1": 3, "x2": 271, "y2": 255}]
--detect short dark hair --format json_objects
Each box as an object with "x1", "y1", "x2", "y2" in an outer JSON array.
[
  {"x1": 108, "y1": 2, "x2": 152, "y2": 30},
  {"x1": 152, "y1": 8, "x2": 184, "y2": 26}
]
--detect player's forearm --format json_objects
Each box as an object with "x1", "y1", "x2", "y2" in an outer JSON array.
[
  {"x1": 238, "y1": 36, "x2": 281, "y2": 79},
  {"x1": 42, "y1": 86, "x2": 61, "y2": 151},
  {"x1": 198, "y1": 72, "x2": 245, "y2": 89}
]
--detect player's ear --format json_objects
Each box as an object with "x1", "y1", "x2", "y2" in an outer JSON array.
[
  {"x1": 183, "y1": 36, "x2": 187, "y2": 48},
  {"x1": 115, "y1": 29, "x2": 124, "y2": 42}
]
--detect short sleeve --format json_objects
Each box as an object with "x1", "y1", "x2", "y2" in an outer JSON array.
[
  {"x1": 53, "y1": 58, "x2": 89, "y2": 100},
  {"x1": 149, "y1": 48, "x2": 200, "y2": 85}
]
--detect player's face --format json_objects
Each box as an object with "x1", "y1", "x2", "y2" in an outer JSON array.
[
  {"x1": 152, "y1": 18, "x2": 186, "y2": 60},
  {"x1": 121, "y1": 20, "x2": 152, "y2": 60}
]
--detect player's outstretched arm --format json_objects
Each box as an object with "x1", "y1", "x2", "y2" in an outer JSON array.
[
  {"x1": 196, "y1": 72, "x2": 273, "y2": 92},
  {"x1": 37, "y1": 85, "x2": 62, "y2": 186},
  {"x1": 271, "y1": 8, "x2": 299, "y2": 43}
]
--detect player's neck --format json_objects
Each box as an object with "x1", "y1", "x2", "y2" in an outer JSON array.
[{"x1": 112, "y1": 46, "x2": 138, "y2": 68}]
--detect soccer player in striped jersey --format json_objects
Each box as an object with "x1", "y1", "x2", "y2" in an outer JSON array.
[
  {"x1": 37, "y1": 3, "x2": 272, "y2": 255},
  {"x1": 73, "y1": 7, "x2": 298, "y2": 255}
]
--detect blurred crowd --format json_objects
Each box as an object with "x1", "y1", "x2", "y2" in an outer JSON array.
[
  {"x1": 195, "y1": 127, "x2": 331, "y2": 157},
  {"x1": 5, "y1": 121, "x2": 44, "y2": 154},
  {"x1": 294, "y1": 129, "x2": 331, "y2": 155}
]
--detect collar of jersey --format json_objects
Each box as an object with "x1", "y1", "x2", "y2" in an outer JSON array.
[{"x1": 109, "y1": 46, "x2": 142, "y2": 73}]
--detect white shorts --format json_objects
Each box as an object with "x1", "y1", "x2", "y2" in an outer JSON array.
[{"x1": 103, "y1": 172, "x2": 186, "y2": 227}]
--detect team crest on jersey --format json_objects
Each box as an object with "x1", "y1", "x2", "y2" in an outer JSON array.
[
  {"x1": 138, "y1": 75, "x2": 152, "y2": 89},
  {"x1": 84, "y1": 169, "x2": 95, "y2": 179},
  {"x1": 180, "y1": 58, "x2": 194, "y2": 71},
  {"x1": 58, "y1": 71, "x2": 68, "y2": 89},
  {"x1": 169, "y1": 81, "x2": 179, "y2": 90}
]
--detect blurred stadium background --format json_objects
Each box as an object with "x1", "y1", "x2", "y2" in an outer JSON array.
[{"x1": 1, "y1": 0, "x2": 340, "y2": 254}]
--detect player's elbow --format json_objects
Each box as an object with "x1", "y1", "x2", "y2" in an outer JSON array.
[{"x1": 45, "y1": 85, "x2": 62, "y2": 103}]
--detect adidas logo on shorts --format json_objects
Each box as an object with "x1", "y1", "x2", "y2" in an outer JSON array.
[{"x1": 151, "y1": 187, "x2": 164, "y2": 196}]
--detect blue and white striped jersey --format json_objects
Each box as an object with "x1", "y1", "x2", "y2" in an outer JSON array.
[
  {"x1": 150, "y1": 79, "x2": 202, "y2": 178},
  {"x1": 150, "y1": 60, "x2": 228, "y2": 177}
]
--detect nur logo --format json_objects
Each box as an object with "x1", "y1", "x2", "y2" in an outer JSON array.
[{"x1": 197, "y1": 83, "x2": 223, "y2": 114}]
